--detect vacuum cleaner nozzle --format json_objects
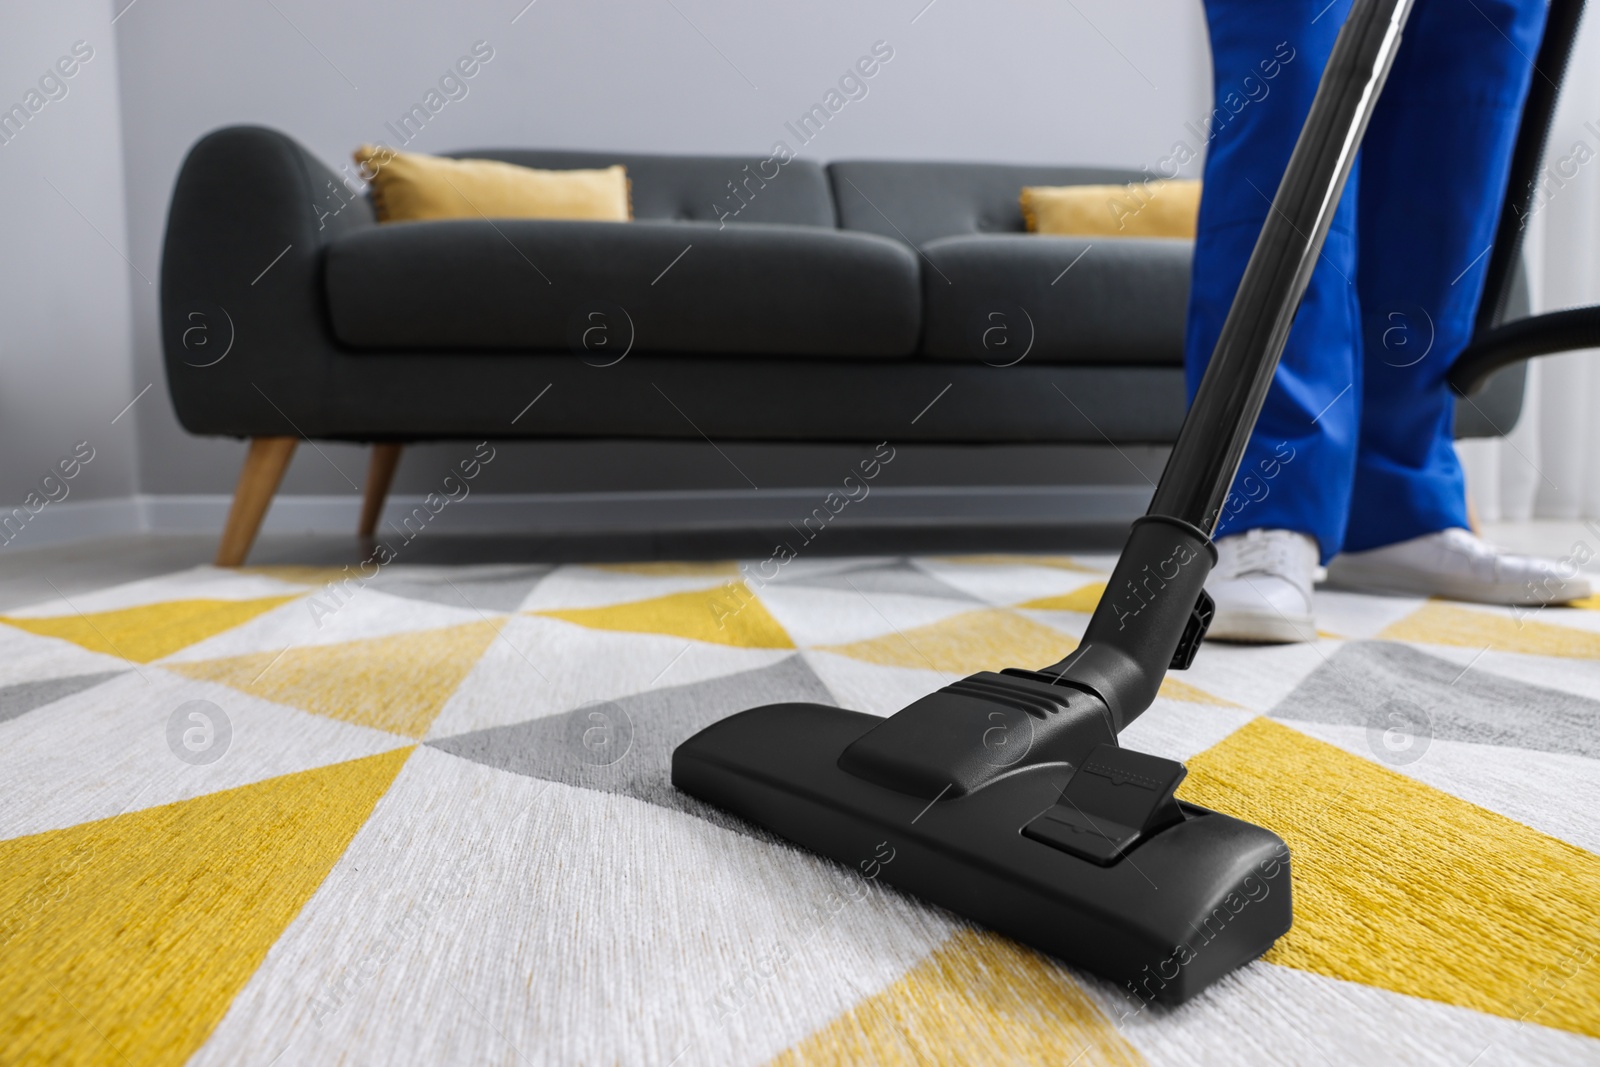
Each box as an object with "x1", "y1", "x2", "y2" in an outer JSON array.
[
  {"x1": 673, "y1": 515, "x2": 1291, "y2": 1005},
  {"x1": 672, "y1": 698, "x2": 1291, "y2": 1006}
]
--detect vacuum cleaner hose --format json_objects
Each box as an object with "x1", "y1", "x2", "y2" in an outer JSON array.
[
  {"x1": 1475, "y1": 0, "x2": 1588, "y2": 335},
  {"x1": 1451, "y1": 303, "x2": 1600, "y2": 396},
  {"x1": 1449, "y1": 0, "x2": 1593, "y2": 399}
]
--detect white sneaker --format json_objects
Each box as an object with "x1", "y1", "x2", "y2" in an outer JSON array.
[
  {"x1": 1204, "y1": 528, "x2": 1320, "y2": 644},
  {"x1": 1325, "y1": 527, "x2": 1593, "y2": 605}
]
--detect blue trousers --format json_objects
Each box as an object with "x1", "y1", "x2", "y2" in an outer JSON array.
[{"x1": 1188, "y1": 0, "x2": 1546, "y2": 561}]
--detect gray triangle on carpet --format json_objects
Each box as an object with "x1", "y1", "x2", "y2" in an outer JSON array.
[
  {"x1": 365, "y1": 564, "x2": 553, "y2": 612},
  {"x1": 1269, "y1": 639, "x2": 1600, "y2": 759},
  {"x1": 783, "y1": 559, "x2": 979, "y2": 602},
  {"x1": 427, "y1": 654, "x2": 840, "y2": 833},
  {"x1": 0, "y1": 671, "x2": 129, "y2": 726}
]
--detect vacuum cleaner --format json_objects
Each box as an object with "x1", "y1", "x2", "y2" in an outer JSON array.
[{"x1": 672, "y1": 0, "x2": 1589, "y2": 1007}]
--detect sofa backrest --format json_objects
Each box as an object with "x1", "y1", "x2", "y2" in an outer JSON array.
[
  {"x1": 445, "y1": 149, "x2": 836, "y2": 227},
  {"x1": 827, "y1": 161, "x2": 1148, "y2": 247},
  {"x1": 440, "y1": 152, "x2": 1156, "y2": 243}
]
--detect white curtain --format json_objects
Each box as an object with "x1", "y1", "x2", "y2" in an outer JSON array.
[{"x1": 1460, "y1": 6, "x2": 1600, "y2": 522}]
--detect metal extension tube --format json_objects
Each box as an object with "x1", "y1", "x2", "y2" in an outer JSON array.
[{"x1": 1046, "y1": 0, "x2": 1415, "y2": 731}]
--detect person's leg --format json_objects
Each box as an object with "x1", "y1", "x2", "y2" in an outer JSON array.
[
  {"x1": 1326, "y1": 0, "x2": 1587, "y2": 604},
  {"x1": 1345, "y1": 0, "x2": 1545, "y2": 550},
  {"x1": 1187, "y1": 0, "x2": 1361, "y2": 561},
  {"x1": 1189, "y1": 0, "x2": 1361, "y2": 641}
]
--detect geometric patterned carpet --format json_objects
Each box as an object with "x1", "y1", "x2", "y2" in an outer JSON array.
[{"x1": 1, "y1": 553, "x2": 1596, "y2": 1066}]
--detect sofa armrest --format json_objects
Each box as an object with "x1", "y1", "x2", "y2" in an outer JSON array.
[{"x1": 161, "y1": 125, "x2": 375, "y2": 437}]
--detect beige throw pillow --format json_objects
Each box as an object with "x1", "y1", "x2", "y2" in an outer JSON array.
[
  {"x1": 1021, "y1": 179, "x2": 1201, "y2": 238},
  {"x1": 354, "y1": 145, "x2": 632, "y2": 223}
]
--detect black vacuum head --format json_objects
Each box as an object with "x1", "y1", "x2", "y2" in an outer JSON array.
[{"x1": 673, "y1": 676, "x2": 1291, "y2": 1007}]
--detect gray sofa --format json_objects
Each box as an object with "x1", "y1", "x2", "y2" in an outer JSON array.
[{"x1": 160, "y1": 125, "x2": 1525, "y2": 563}]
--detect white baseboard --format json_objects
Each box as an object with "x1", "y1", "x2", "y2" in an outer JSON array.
[
  {"x1": 2, "y1": 485, "x2": 1153, "y2": 550},
  {"x1": 0, "y1": 497, "x2": 146, "y2": 551}
]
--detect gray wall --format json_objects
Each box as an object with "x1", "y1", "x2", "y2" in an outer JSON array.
[
  {"x1": 1, "y1": 2, "x2": 137, "y2": 509},
  {"x1": 110, "y1": 0, "x2": 1208, "y2": 500}
]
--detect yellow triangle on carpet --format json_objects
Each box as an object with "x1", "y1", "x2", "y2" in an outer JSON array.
[
  {"x1": 1156, "y1": 676, "x2": 1240, "y2": 707},
  {"x1": 0, "y1": 596, "x2": 297, "y2": 663},
  {"x1": 166, "y1": 620, "x2": 502, "y2": 737},
  {"x1": 1378, "y1": 600, "x2": 1600, "y2": 659},
  {"x1": 818, "y1": 608, "x2": 1069, "y2": 675},
  {"x1": 769, "y1": 927, "x2": 1145, "y2": 1067},
  {"x1": 819, "y1": 610, "x2": 1235, "y2": 705},
  {"x1": 1022, "y1": 584, "x2": 1347, "y2": 647},
  {"x1": 237, "y1": 565, "x2": 356, "y2": 587},
  {"x1": 0, "y1": 747, "x2": 411, "y2": 1067},
  {"x1": 534, "y1": 581, "x2": 793, "y2": 649},
  {"x1": 1019, "y1": 581, "x2": 1107, "y2": 613},
  {"x1": 1179, "y1": 717, "x2": 1600, "y2": 1037}
]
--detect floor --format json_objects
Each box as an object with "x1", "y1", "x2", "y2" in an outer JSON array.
[
  {"x1": 3, "y1": 523, "x2": 1596, "y2": 1064},
  {"x1": 0, "y1": 522, "x2": 1139, "y2": 613},
  {"x1": 0, "y1": 519, "x2": 1591, "y2": 613}
]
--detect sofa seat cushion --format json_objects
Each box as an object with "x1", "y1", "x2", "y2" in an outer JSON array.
[
  {"x1": 324, "y1": 219, "x2": 921, "y2": 357},
  {"x1": 918, "y1": 234, "x2": 1191, "y2": 365}
]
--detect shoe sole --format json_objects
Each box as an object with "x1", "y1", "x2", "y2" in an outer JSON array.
[
  {"x1": 1323, "y1": 568, "x2": 1592, "y2": 606},
  {"x1": 1205, "y1": 610, "x2": 1316, "y2": 645}
]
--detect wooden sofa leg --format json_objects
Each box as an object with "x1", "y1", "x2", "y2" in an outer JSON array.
[
  {"x1": 359, "y1": 443, "x2": 404, "y2": 539},
  {"x1": 215, "y1": 437, "x2": 297, "y2": 567}
]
